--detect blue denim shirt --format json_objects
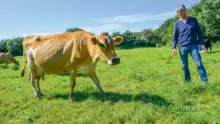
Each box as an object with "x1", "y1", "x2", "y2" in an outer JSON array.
[{"x1": 172, "y1": 16, "x2": 205, "y2": 49}]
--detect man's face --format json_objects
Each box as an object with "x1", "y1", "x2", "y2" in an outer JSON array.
[{"x1": 177, "y1": 9, "x2": 186, "y2": 18}]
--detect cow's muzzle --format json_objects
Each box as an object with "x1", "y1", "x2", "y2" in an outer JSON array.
[
  {"x1": 16, "y1": 61, "x2": 19, "y2": 66},
  {"x1": 111, "y1": 57, "x2": 120, "y2": 65}
]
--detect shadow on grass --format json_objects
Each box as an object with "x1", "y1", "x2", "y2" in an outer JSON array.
[
  {"x1": 206, "y1": 50, "x2": 220, "y2": 54},
  {"x1": 190, "y1": 83, "x2": 220, "y2": 94},
  {"x1": 60, "y1": 73, "x2": 86, "y2": 77},
  {"x1": 0, "y1": 66, "x2": 8, "y2": 69},
  {"x1": 47, "y1": 91, "x2": 172, "y2": 107}
]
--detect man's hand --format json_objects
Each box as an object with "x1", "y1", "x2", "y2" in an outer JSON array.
[
  {"x1": 201, "y1": 45, "x2": 205, "y2": 51},
  {"x1": 172, "y1": 49, "x2": 177, "y2": 55}
]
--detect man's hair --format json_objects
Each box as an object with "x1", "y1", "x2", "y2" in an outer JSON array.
[{"x1": 176, "y1": 4, "x2": 186, "y2": 11}]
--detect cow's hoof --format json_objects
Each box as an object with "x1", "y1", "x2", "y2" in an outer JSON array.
[
  {"x1": 35, "y1": 94, "x2": 41, "y2": 100},
  {"x1": 36, "y1": 96, "x2": 41, "y2": 100},
  {"x1": 99, "y1": 90, "x2": 105, "y2": 94}
]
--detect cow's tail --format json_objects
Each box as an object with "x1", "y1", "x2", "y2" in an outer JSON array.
[{"x1": 20, "y1": 49, "x2": 26, "y2": 77}]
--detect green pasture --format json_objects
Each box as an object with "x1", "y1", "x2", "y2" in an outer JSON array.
[{"x1": 0, "y1": 47, "x2": 219, "y2": 123}]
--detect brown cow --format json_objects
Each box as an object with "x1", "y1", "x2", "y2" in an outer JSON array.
[
  {"x1": 20, "y1": 31, "x2": 123, "y2": 100},
  {"x1": 0, "y1": 52, "x2": 19, "y2": 67}
]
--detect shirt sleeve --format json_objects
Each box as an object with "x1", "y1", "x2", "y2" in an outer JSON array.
[
  {"x1": 195, "y1": 18, "x2": 205, "y2": 45},
  {"x1": 172, "y1": 23, "x2": 178, "y2": 49}
]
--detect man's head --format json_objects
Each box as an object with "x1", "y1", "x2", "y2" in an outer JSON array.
[{"x1": 176, "y1": 4, "x2": 187, "y2": 19}]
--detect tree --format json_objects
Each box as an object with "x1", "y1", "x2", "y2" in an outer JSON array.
[
  {"x1": 154, "y1": 17, "x2": 178, "y2": 47},
  {"x1": 6, "y1": 37, "x2": 23, "y2": 56},
  {"x1": 111, "y1": 32, "x2": 122, "y2": 38},
  {"x1": 66, "y1": 27, "x2": 84, "y2": 32},
  {"x1": 201, "y1": 0, "x2": 220, "y2": 42},
  {"x1": 121, "y1": 30, "x2": 136, "y2": 48},
  {"x1": 0, "y1": 40, "x2": 7, "y2": 52}
]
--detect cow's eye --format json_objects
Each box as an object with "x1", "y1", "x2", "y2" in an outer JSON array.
[{"x1": 100, "y1": 43, "x2": 105, "y2": 48}]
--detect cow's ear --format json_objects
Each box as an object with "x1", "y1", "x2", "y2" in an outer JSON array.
[
  {"x1": 91, "y1": 36, "x2": 98, "y2": 45},
  {"x1": 113, "y1": 36, "x2": 123, "y2": 45}
]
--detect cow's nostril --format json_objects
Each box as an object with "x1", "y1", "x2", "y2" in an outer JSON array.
[{"x1": 112, "y1": 58, "x2": 120, "y2": 64}]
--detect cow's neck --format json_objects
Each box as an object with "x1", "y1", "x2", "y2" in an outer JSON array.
[
  {"x1": 91, "y1": 46, "x2": 100, "y2": 64},
  {"x1": 87, "y1": 40, "x2": 100, "y2": 65}
]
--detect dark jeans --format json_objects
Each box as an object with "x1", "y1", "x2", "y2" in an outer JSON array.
[{"x1": 179, "y1": 45, "x2": 208, "y2": 83}]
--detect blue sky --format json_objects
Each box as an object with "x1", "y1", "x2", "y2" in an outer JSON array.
[{"x1": 0, "y1": 0, "x2": 200, "y2": 40}]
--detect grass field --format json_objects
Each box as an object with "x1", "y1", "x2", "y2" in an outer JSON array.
[{"x1": 0, "y1": 47, "x2": 220, "y2": 123}]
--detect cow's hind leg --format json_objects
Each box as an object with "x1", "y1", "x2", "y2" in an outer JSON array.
[
  {"x1": 89, "y1": 72, "x2": 104, "y2": 94},
  {"x1": 69, "y1": 70, "x2": 77, "y2": 101}
]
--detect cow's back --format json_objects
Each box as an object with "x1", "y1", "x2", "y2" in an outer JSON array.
[
  {"x1": 24, "y1": 31, "x2": 93, "y2": 74},
  {"x1": 0, "y1": 52, "x2": 13, "y2": 64}
]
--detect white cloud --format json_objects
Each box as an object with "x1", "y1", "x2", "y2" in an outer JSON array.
[
  {"x1": 21, "y1": 33, "x2": 29, "y2": 37},
  {"x1": 96, "y1": 12, "x2": 176, "y2": 24},
  {"x1": 17, "y1": 12, "x2": 176, "y2": 37},
  {"x1": 80, "y1": 12, "x2": 176, "y2": 34},
  {"x1": 0, "y1": 35, "x2": 7, "y2": 38},
  {"x1": 129, "y1": 27, "x2": 145, "y2": 33},
  {"x1": 0, "y1": 35, "x2": 8, "y2": 40},
  {"x1": 21, "y1": 32, "x2": 62, "y2": 37},
  {"x1": 152, "y1": 24, "x2": 160, "y2": 30},
  {"x1": 82, "y1": 24, "x2": 126, "y2": 35}
]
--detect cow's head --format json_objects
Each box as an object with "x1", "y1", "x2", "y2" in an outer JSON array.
[
  {"x1": 15, "y1": 60, "x2": 19, "y2": 66},
  {"x1": 12, "y1": 59, "x2": 19, "y2": 66},
  {"x1": 10, "y1": 56, "x2": 19, "y2": 66},
  {"x1": 91, "y1": 32, "x2": 123, "y2": 65}
]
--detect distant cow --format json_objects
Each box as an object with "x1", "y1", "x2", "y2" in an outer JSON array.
[
  {"x1": 0, "y1": 52, "x2": 19, "y2": 67},
  {"x1": 20, "y1": 31, "x2": 123, "y2": 100},
  {"x1": 204, "y1": 36, "x2": 212, "y2": 52}
]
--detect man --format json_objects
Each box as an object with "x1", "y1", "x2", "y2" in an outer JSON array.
[{"x1": 172, "y1": 4, "x2": 208, "y2": 83}]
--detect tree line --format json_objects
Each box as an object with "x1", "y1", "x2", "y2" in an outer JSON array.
[
  {"x1": 0, "y1": 28, "x2": 162, "y2": 56},
  {"x1": 0, "y1": 0, "x2": 219, "y2": 56},
  {"x1": 66, "y1": 27, "x2": 163, "y2": 49},
  {"x1": 0, "y1": 37, "x2": 23, "y2": 56}
]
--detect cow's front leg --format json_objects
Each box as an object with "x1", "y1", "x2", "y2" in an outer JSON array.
[
  {"x1": 35, "y1": 77, "x2": 42, "y2": 96},
  {"x1": 4, "y1": 63, "x2": 7, "y2": 68},
  {"x1": 69, "y1": 70, "x2": 76, "y2": 101},
  {"x1": 30, "y1": 76, "x2": 40, "y2": 100},
  {"x1": 28, "y1": 60, "x2": 40, "y2": 100},
  {"x1": 89, "y1": 72, "x2": 104, "y2": 94}
]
